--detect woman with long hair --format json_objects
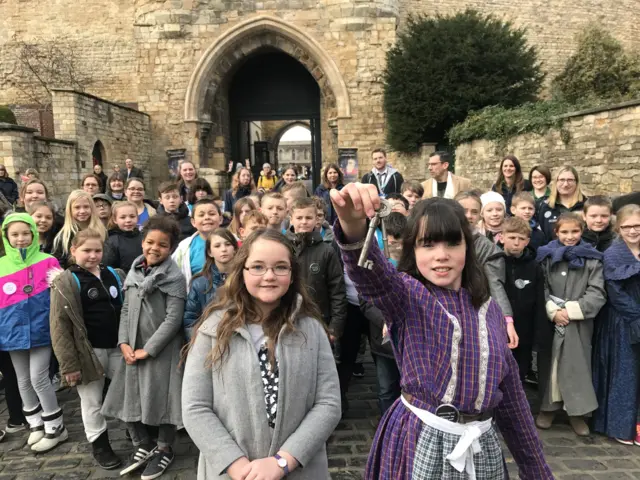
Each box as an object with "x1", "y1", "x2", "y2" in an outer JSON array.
[
  {"x1": 314, "y1": 163, "x2": 345, "y2": 226},
  {"x1": 124, "y1": 178, "x2": 156, "y2": 229},
  {"x1": 182, "y1": 229, "x2": 341, "y2": 479},
  {"x1": 491, "y1": 155, "x2": 532, "y2": 213},
  {"x1": 538, "y1": 166, "x2": 587, "y2": 242},
  {"x1": 52, "y1": 190, "x2": 107, "y2": 268},
  {"x1": 177, "y1": 161, "x2": 198, "y2": 203},
  {"x1": 223, "y1": 167, "x2": 256, "y2": 217},
  {"x1": 330, "y1": 185, "x2": 551, "y2": 479}
]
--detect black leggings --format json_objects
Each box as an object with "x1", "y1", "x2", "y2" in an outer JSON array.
[
  {"x1": 336, "y1": 303, "x2": 369, "y2": 399},
  {"x1": 0, "y1": 351, "x2": 27, "y2": 425}
]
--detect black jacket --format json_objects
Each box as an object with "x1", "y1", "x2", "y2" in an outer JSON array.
[
  {"x1": 157, "y1": 203, "x2": 195, "y2": 241},
  {"x1": 360, "y1": 299, "x2": 395, "y2": 359},
  {"x1": 0, "y1": 177, "x2": 18, "y2": 205},
  {"x1": 527, "y1": 218, "x2": 547, "y2": 252},
  {"x1": 492, "y1": 180, "x2": 533, "y2": 213},
  {"x1": 103, "y1": 227, "x2": 143, "y2": 273},
  {"x1": 125, "y1": 167, "x2": 144, "y2": 181},
  {"x1": 582, "y1": 226, "x2": 615, "y2": 252},
  {"x1": 538, "y1": 198, "x2": 586, "y2": 243},
  {"x1": 223, "y1": 186, "x2": 252, "y2": 214},
  {"x1": 502, "y1": 247, "x2": 549, "y2": 347},
  {"x1": 361, "y1": 169, "x2": 404, "y2": 196},
  {"x1": 96, "y1": 172, "x2": 108, "y2": 193},
  {"x1": 285, "y1": 229, "x2": 347, "y2": 338}
]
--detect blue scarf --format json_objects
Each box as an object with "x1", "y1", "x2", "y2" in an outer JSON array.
[
  {"x1": 603, "y1": 238, "x2": 640, "y2": 281},
  {"x1": 536, "y1": 239, "x2": 603, "y2": 269}
]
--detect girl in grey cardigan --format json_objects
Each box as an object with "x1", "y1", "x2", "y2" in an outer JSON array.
[
  {"x1": 101, "y1": 216, "x2": 187, "y2": 480},
  {"x1": 182, "y1": 229, "x2": 341, "y2": 480}
]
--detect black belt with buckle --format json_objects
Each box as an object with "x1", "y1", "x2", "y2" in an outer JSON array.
[{"x1": 402, "y1": 391, "x2": 494, "y2": 424}]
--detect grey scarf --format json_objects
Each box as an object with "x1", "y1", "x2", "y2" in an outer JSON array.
[{"x1": 125, "y1": 254, "x2": 188, "y2": 299}]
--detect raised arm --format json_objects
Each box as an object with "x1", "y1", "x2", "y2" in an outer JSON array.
[{"x1": 331, "y1": 183, "x2": 414, "y2": 326}]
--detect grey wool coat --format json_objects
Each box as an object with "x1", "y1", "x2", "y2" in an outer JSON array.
[
  {"x1": 182, "y1": 303, "x2": 342, "y2": 480},
  {"x1": 539, "y1": 258, "x2": 606, "y2": 416},
  {"x1": 102, "y1": 255, "x2": 187, "y2": 426}
]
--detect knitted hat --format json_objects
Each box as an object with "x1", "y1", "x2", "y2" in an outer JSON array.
[{"x1": 480, "y1": 191, "x2": 506, "y2": 212}]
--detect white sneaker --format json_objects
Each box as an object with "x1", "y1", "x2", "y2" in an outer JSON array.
[
  {"x1": 27, "y1": 427, "x2": 45, "y2": 446},
  {"x1": 31, "y1": 426, "x2": 68, "y2": 452}
]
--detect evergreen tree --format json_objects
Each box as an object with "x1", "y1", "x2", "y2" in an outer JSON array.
[{"x1": 384, "y1": 10, "x2": 544, "y2": 152}]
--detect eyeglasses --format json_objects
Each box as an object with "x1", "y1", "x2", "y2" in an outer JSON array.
[
  {"x1": 620, "y1": 225, "x2": 640, "y2": 233},
  {"x1": 127, "y1": 187, "x2": 144, "y2": 193},
  {"x1": 557, "y1": 179, "x2": 576, "y2": 184},
  {"x1": 244, "y1": 265, "x2": 292, "y2": 276},
  {"x1": 95, "y1": 203, "x2": 109, "y2": 209}
]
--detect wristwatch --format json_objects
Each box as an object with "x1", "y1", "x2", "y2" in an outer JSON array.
[{"x1": 274, "y1": 454, "x2": 289, "y2": 476}]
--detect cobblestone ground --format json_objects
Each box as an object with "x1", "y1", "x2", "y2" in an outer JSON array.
[{"x1": 2, "y1": 359, "x2": 640, "y2": 479}]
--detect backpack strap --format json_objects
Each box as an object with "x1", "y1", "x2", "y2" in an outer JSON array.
[
  {"x1": 106, "y1": 266, "x2": 124, "y2": 304},
  {"x1": 71, "y1": 273, "x2": 81, "y2": 292}
]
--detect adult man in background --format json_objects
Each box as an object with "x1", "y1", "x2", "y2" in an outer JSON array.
[
  {"x1": 125, "y1": 158, "x2": 144, "y2": 180},
  {"x1": 421, "y1": 151, "x2": 471, "y2": 199},
  {"x1": 361, "y1": 149, "x2": 404, "y2": 197}
]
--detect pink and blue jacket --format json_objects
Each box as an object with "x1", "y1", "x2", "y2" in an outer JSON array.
[{"x1": 0, "y1": 213, "x2": 60, "y2": 351}]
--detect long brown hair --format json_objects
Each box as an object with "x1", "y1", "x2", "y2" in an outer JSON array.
[
  {"x1": 322, "y1": 163, "x2": 344, "y2": 189},
  {"x1": 231, "y1": 167, "x2": 257, "y2": 195},
  {"x1": 190, "y1": 228, "x2": 238, "y2": 292},
  {"x1": 228, "y1": 197, "x2": 257, "y2": 235},
  {"x1": 187, "y1": 229, "x2": 323, "y2": 369},
  {"x1": 495, "y1": 155, "x2": 525, "y2": 192}
]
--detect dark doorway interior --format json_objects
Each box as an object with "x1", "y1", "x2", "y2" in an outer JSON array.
[
  {"x1": 229, "y1": 50, "x2": 322, "y2": 188},
  {"x1": 92, "y1": 140, "x2": 105, "y2": 166}
]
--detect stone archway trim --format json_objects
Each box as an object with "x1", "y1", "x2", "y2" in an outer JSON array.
[{"x1": 184, "y1": 15, "x2": 351, "y2": 123}]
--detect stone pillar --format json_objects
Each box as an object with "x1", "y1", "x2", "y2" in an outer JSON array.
[{"x1": 199, "y1": 167, "x2": 229, "y2": 197}]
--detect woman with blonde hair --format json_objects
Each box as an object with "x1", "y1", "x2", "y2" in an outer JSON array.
[
  {"x1": 52, "y1": 190, "x2": 107, "y2": 268},
  {"x1": 538, "y1": 166, "x2": 587, "y2": 242}
]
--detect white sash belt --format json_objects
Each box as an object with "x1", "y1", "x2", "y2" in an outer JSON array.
[{"x1": 401, "y1": 395, "x2": 493, "y2": 479}]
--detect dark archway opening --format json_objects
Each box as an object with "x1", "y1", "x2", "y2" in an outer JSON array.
[
  {"x1": 228, "y1": 50, "x2": 322, "y2": 188},
  {"x1": 92, "y1": 140, "x2": 106, "y2": 166}
]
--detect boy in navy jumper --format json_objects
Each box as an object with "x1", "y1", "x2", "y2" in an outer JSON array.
[{"x1": 511, "y1": 192, "x2": 546, "y2": 251}]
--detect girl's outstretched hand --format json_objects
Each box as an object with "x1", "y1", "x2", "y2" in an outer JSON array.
[{"x1": 330, "y1": 182, "x2": 380, "y2": 242}]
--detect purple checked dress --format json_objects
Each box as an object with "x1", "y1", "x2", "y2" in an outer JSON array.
[{"x1": 335, "y1": 224, "x2": 552, "y2": 479}]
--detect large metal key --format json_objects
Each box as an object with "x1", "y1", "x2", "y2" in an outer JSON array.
[{"x1": 358, "y1": 199, "x2": 392, "y2": 269}]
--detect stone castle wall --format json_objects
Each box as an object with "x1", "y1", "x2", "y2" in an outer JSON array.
[
  {"x1": 400, "y1": 0, "x2": 640, "y2": 83},
  {"x1": 2, "y1": 0, "x2": 639, "y2": 184},
  {"x1": 454, "y1": 100, "x2": 640, "y2": 195},
  {"x1": 52, "y1": 89, "x2": 152, "y2": 188}
]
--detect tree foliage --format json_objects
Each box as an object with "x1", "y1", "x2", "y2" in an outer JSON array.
[
  {"x1": 383, "y1": 10, "x2": 544, "y2": 152},
  {"x1": 0, "y1": 106, "x2": 17, "y2": 124},
  {"x1": 552, "y1": 26, "x2": 640, "y2": 103}
]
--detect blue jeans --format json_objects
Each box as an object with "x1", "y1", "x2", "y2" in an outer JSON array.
[{"x1": 372, "y1": 354, "x2": 401, "y2": 415}]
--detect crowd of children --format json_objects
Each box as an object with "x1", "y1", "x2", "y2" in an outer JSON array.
[{"x1": 0, "y1": 159, "x2": 638, "y2": 479}]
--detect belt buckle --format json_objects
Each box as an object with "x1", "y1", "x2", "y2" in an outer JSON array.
[{"x1": 435, "y1": 403, "x2": 460, "y2": 423}]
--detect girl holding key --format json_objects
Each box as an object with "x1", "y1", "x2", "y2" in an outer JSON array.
[{"x1": 330, "y1": 183, "x2": 552, "y2": 479}]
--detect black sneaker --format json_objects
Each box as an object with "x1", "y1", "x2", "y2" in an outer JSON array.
[
  {"x1": 352, "y1": 363, "x2": 365, "y2": 377},
  {"x1": 6, "y1": 422, "x2": 27, "y2": 434},
  {"x1": 119, "y1": 443, "x2": 156, "y2": 476},
  {"x1": 141, "y1": 449, "x2": 174, "y2": 480},
  {"x1": 525, "y1": 371, "x2": 538, "y2": 385}
]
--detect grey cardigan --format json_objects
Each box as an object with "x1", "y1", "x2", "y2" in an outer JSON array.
[{"x1": 182, "y1": 308, "x2": 341, "y2": 480}]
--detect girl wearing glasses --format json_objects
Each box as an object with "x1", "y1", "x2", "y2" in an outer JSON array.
[
  {"x1": 538, "y1": 166, "x2": 587, "y2": 242},
  {"x1": 592, "y1": 204, "x2": 640, "y2": 445},
  {"x1": 52, "y1": 191, "x2": 107, "y2": 269},
  {"x1": 182, "y1": 229, "x2": 341, "y2": 480},
  {"x1": 124, "y1": 178, "x2": 156, "y2": 229}
]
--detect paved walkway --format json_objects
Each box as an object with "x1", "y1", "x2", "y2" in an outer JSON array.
[{"x1": 1, "y1": 360, "x2": 640, "y2": 479}]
